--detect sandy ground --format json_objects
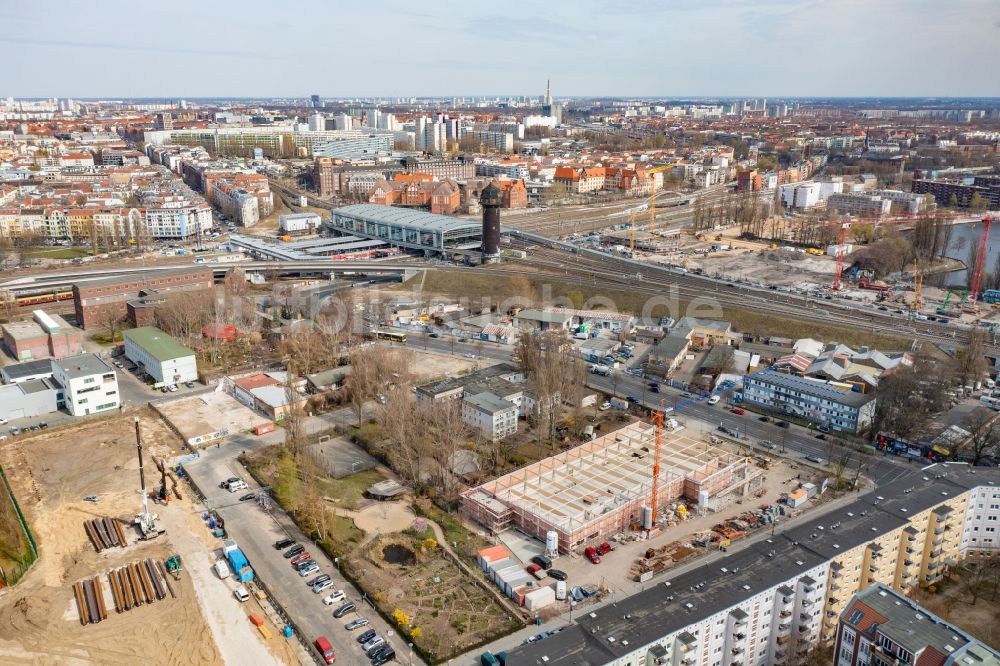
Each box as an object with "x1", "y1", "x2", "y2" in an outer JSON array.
[
  {"x1": 155, "y1": 392, "x2": 270, "y2": 446},
  {"x1": 333, "y1": 502, "x2": 416, "y2": 542},
  {"x1": 403, "y1": 348, "x2": 480, "y2": 382},
  {"x1": 0, "y1": 411, "x2": 292, "y2": 666}
]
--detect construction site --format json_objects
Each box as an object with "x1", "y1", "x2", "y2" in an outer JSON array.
[
  {"x1": 460, "y1": 421, "x2": 766, "y2": 554},
  {"x1": 0, "y1": 412, "x2": 294, "y2": 666}
]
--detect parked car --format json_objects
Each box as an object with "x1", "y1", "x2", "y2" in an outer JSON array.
[
  {"x1": 598, "y1": 402, "x2": 611, "y2": 411},
  {"x1": 708, "y1": 395, "x2": 721, "y2": 405},
  {"x1": 371, "y1": 648, "x2": 395, "y2": 665},
  {"x1": 323, "y1": 590, "x2": 347, "y2": 606},
  {"x1": 357, "y1": 629, "x2": 377, "y2": 645},
  {"x1": 298, "y1": 564, "x2": 320, "y2": 577},
  {"x1": 283, "y1": 544, "x2": 305, "y2": 559},
  {"x1": 294, "y1": 559, "x2": 317, "y2": 572},
  {"x1": 548, "y1": 569, "x2": 567, "y2": 581},
  {"x1": 273, "y1": 539, "x2": 295, "y2": 550},
  {"x1": 345, "y1": 617, "x2": 369, "y2": 631},
  {"x1": 313, "y1": 636, "x2": 337, "y2": 664},
  {"x1": 309, "y1": 574, "x2": 331, "y2": 587},
  {"x1": 805, "y1": 455, "x2": 825, "y2": 465},
  {"x1": 333, "y1": 601, "x2": 357, "y2": 618},
  {"x1": 776, "y1": 420, "x2": 790, "y2": 429},
  {"x1": 530, "y1": 555, "x2": 552, "y2": 570},
  {"x1": 595, "y1": 542, "x2": 614, "y2": 555},
  {"x1": 362, "y1": 636, "x2": 386, "y2": 654},
  {"x1": 759, "y1": 440, "x2": 776, "y2": 450},
  {"x1": 233, "y1": 586, "x2": 250, "y2": 602},
  {"x1": 290, "y1": 551, "x2": 311, "y2": 565},
  {"x1": 313, "y1": 580, "x2": 335, "y2": 594},
  {"x1": 238, "y1": 492, "x2": 256, "y2": 502},
  {"x1": 584, "y1": 547, "x2": 601, "y2": 564},
  {"x1": 184, "y1": 381, "x2": 195, "y2": 388},
  {"x1": 730, "y1": 407, "x2": 745, "y2": 416}
]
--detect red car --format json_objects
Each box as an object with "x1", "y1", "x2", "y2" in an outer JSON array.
[
  {"x1": 314, "y1": 636, "x2": 336, "y2": 664},
  {"x1": 595, "y1": 542, "x2": 614, "y2": 556},
  {"x1": 290, "y1": 552, "x2": 312, "y2": 566},
  {"x1": 730, "y1": 407, "x2": 745, "y2": 415},
  {"x1": 584, "y1": 547, "x2": 601, "y2": 564}
]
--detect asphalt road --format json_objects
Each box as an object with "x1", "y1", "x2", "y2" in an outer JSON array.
[
  {"x1": 184, "y1": 423, "x2": 421, "y2": 666},
  {"x1": 402, "y1": 333, "x2": 915, "y2": 486}
]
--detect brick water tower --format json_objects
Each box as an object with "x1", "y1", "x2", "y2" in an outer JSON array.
[{"x1": 480, "y1": 181, "x2": 501, "y2": 264}]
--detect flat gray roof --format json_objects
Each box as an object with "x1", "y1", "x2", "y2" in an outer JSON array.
[
  {"x1": 1, "y1": 358, "x2": 53, "y2": 380},
  {"x1": 52, "y1": 353, "x2": 113, "y2": 379},
  {"x1": 747, "y1": 369, "x2": 874, "y2": 407},
  {"x1": 333, "y1": 203, "x2": 481, "y2": 234}
]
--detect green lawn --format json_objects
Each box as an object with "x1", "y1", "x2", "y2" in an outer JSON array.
[
  {"x1": 25, "y1": 247, "x2": 105, "y2": 259},
  {"x1": 314, "y1": 468, "x2": 385, "y2": 511}
]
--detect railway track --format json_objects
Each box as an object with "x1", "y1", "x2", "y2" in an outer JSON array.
[{"x1": 450, "y1": 241, "x2": 976, "y2": 351}]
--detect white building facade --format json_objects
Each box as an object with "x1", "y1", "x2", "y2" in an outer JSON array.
[{"x1": 51, "y1": 354, "x2": 120, "y2": 416}]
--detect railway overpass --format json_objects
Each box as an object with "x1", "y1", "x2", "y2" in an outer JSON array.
[{"x1": 0, "y1": 260, "x2": 424, "y2": 295}]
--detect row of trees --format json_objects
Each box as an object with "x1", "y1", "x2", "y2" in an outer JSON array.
[{"x1": 691, "y1": 190, "x2": 772, "y2": 234}]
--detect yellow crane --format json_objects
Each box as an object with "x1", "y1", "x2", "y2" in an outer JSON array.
[
  {"x1": 912, "y1": 259, "x2": 925, "y2": 311},
  {"x1": 628, "y1": 209, "x2": 639, "y2": 256}
]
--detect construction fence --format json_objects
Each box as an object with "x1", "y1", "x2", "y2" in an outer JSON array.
[{"x1": 0, "y1": 464, "x2": 39, "y2": 587}]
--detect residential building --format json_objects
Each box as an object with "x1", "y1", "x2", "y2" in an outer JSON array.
[
  {"x1": 462, "y1": 391, "x2": 519, "y2": 441},
  {"x1": 415, "y1": 363, "x2": 524, "y2": 404},
  {"x1": 72, "y1": 268, "x2": 214, "y2": 330},
  {"x1": 51, "y1": 353, "x2": 119, "y2": 416},
  {"x1": 511, "y1": 463, "x2": 1000, "y2": 666},
  {"x1": 826, "y1": 193, "x2": 893, "y2": 218},
  {"x1": 911, "y1": 176, "x2": 1000, "y2": 208},
  {"x1": 123, "y1": 326, "x2": 197, "y2": 386},
  {"x1": 742, "y1": 368, "x2": 876, "y2": 433},
  {"x1": 835, "y1": 585, "x2": 1000, "y2": 666},
  {"x1": 475, "y1": 131, "x2": 515, "y2": 153},
  {"x1": 780, "y1": 181, "x2": 823, "y2": 209}
]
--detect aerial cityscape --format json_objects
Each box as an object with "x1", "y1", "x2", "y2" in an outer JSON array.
[{"x1": 1, "y1": 2, "x2": 1000, "y2": 666}]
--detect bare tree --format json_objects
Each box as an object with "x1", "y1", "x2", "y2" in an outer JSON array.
[
  {"x1": 93, "y1": 306, "x2": 128, "y2": 343},
  {"x1": 960, "y1": 408, "x2": 1000, "y2": 466},
  {"x1": 155, "y1": 290, "x2": 215, "y2": 340}
]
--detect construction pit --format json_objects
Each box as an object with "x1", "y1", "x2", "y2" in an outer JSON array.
[{"x1": 0, "y1": 411, "x2": 295, "y2": 665}]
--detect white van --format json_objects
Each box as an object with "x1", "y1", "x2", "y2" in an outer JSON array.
[
  {"x1": 234, "y1": 585, "x2": 250, "y2": 603},
  {"x1": 214, "y1": 559, "x2": 230, "y2": 579},
  {"x1": 227, "y1": 479, "x2": 248, "y2": 493}
]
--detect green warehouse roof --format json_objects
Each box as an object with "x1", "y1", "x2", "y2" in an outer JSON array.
[{"x1": 124, "y1": 327, "x2": 195, "y2": 362}]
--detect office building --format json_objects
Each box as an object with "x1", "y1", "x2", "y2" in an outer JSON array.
[
  {"x1": 462, "y1": 391, "x2": 519, "y2": 441},
  {"x1": 310, "y1": 94, "x2": 321, "y2": 108},
  {"x1": 826, "y1": 193, "x2": 893, "y2": 218},
  {"x1": 835, "y1": 584, "x2": 1000, "y2": 666},
  {"x1": 311, "y1": 131, "x2": 394, "y2": 160},
  {"x1": 742, "y1": 369, "x2": 876, "y2": 434},
  {"x1": 123, "y1": 326, "x2": 198, "y2": 387},
  {"x1": 911, "y1": 176, "x2": 1000, "y2": 208},
  {"x1": 51, "y1": 353, "x2": 119, "y2": 416}
]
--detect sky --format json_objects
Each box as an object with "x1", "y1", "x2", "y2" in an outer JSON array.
[{"x1": 2, "y1": 0, "x2": 1000, "y2": 99}]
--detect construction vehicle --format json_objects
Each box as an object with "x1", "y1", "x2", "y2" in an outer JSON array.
[
  {"x1": 937, "y1": 290, "x2": 969, "y2": 316},
  {"x1": 132, "y1": 417, "x2": 164, "y2": 541},
  {"x1": 165, "y1": 555, "x2": 183, "y2": 580}
]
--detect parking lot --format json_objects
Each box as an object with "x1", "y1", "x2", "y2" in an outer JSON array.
[{"x1": 184, "y1": 443, "x2": 420, "y2": 665}]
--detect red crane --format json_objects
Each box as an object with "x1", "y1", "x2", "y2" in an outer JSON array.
[
  {"x1": 968, "y1": 214, "x2": 994, "y2": 309},
  {"x1": 831, "y1": 222, "x2": 850, "y2": 291}
]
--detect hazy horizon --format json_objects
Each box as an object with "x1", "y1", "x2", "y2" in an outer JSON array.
[{"x1": 2, "y1": 0, "x2": 1000, "y2": 99}]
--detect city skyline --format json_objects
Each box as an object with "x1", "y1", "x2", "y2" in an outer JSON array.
[{"x1": 2, "y1": 0, "x2": 1000, "y2": 98}]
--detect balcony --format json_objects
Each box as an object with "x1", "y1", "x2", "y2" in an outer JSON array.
[
  {"x1": 931, "y1": 549, "x2": 943, "y2": 558},
  {"x1": 934, "y1": 527, "x2": 945, "y2": 535},
  {"x1": 829, "y1": 582, "x2": 841, "y2": 591},
  {"x1": 798, "y1": 625, "x2": 810, "y2": 634},
  {"x1": 904, "y1": 560, "x2": 914, "y2": 567},
  {"x1": 927, "y1": 562, "x2": 939, "y2": 570},
  {"x1": 777, "y1": 635, "x2": 791, "y2": 645},
  {"x1": 828, "y1": 597, "x2": 840, "y2": 606},
  {"x1": 733, "y1": 633, "x2": 746, "y2": 641},
  {"x1": 801, "y1": 599, "x2": 814, "y2": 608},
  {"x1": 779, "y1": 610, "x2": 792, "y2": 619},
  {"x1": 800, "y1": 612, "x2": 812, "y2": 621},
  {"x1": 731, "y1": 647, "x2": 745, "y2": 656}
]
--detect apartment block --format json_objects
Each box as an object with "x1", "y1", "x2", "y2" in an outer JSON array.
[
  {"x1": 462, "y1": 391, "x2": 519, "y2": 441},
  {"x1": 742, "y1": 369, "x2": 876, "y2": 434},
  {"x1": 835, "y1": 584, "x2": 1000, "y2": 666},
  {"x1": 511, "y1": 463, "x2": 1000, "y2": 666}
]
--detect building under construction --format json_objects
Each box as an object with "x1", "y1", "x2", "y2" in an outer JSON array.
[{"x1": 460, "y1": 422, "x2": 764, "y2": 553}]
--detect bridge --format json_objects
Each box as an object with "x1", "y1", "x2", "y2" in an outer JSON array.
[{"x1": 0, "y1": 260, "x2": 425, "y2": 295}]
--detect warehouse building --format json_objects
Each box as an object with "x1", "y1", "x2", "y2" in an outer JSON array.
[
  {"x1": 123, "y1": 326, "x2": 197, "y2": 386},
  {"x1": 72, "y1": 268, "x2": 214, "y2": 330},
  {"x1": 2, "y1": 310, "x2": 82, "y2": 361},
  {"x1": 0, "y1": 379, "x2": 60, "y2": 421},
  {"x1": 461, "y1": 422, "x2": 764, "y2": 553}
]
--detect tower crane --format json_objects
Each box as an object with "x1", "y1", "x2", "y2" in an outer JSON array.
[{"x1": 649, "y1": 400, "x2": 666, "y2": 526}]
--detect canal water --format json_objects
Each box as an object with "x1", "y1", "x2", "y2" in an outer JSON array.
[{"x1": 937, "y1": 219, "x2": 1000, "y2": 289}]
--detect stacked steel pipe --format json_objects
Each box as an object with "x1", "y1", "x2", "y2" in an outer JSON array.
[{"x1": 84, "y1": 517, "x2": 128, "y2": 552}]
